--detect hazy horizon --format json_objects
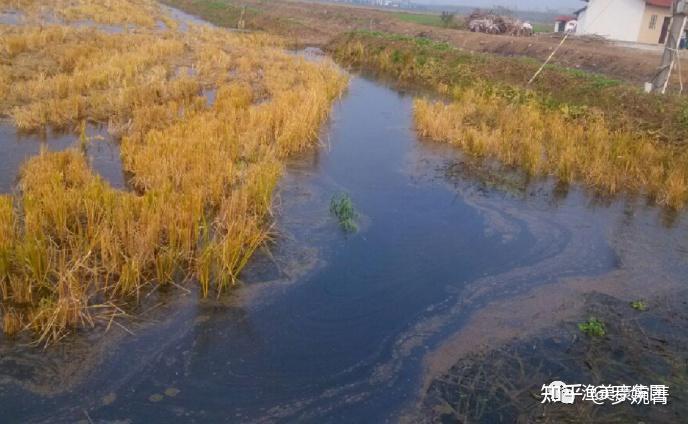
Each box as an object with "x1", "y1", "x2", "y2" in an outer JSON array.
[{"x1": 413, "y1": 0, "x2": 582, "y2": 12}]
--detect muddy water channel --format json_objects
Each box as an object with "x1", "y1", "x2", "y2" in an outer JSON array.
[{"x1": 1, "y1": 73, "x2": 687, "y2": 423}]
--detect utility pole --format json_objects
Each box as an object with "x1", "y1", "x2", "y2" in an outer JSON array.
[
  {"x1": 649, "y1": 0, "x2": 688, "y2": 93},
  {"x1": 237, "y1": 6, "x2": 246, "y2": 31}
]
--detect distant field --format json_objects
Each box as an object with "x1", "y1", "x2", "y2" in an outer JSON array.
[
  {"x1": 532, "y1": 23, "x2": 552, "y2": 33},
  {"x1": 394, "y1": 11, "x2": 463, "y2": 29},
  {"x1": 394, "y1": 11, "x2": 551, "y2": 33},
  {"x1": 394, "y1": 12, "x2": 444, "y2": 27}
]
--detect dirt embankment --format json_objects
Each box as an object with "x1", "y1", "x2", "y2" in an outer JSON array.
[{"x1": 165, "y1": 0, "x2": 688, "y2": 86}]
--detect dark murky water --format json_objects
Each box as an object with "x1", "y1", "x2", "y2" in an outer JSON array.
[
  {"x1": 0, "y1": 73, "x2": 686, "y2": 423},
  {"x1": 0, "y1": 124, "x2": 126, "y2": 193}
]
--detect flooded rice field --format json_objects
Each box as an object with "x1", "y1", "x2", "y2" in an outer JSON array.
[
  {"x1": 0, "y1": 70, "x2": 687, "y2": 422},
  {"x1": 0, "y1": 123, "x2": 126, "y2": 193}
]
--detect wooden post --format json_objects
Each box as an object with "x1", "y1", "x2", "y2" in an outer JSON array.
[{"x1": 650, "y1": 0, "x2": 687, "y2": 93}]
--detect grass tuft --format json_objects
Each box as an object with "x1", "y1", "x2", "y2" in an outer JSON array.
[
  {"x1": 330, "y1": 193, "x2": 358, "y2": 232},
  {"x1": 631, "y1": 300, "x2": 648, "y2": 311},
  {"x1": 578, "y1": 317, "x2": 606, "y2": 338}
]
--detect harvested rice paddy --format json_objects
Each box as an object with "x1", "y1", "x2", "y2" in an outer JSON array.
[{"x1": 0, "y1": 0, "x2": 346, "y2": 343}]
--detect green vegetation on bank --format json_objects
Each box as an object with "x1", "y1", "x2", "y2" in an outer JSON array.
[{"x1": 328, "y1": 30, "x2": 688, "y2": 144}]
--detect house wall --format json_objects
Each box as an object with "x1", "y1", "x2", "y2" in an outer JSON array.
[
  {"x1": 637, "y1": 5, "x2": 673, "y2": 44},
  {"x1": 576, "y1": 0, "x2": 646, "y2": 42},
  {"x1": 577, "y1": 8, "x2": 588, "y2": 32}
]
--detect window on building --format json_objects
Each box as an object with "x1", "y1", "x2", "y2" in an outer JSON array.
[{"x1": 650, "y1": 15, "x2": 658, "y2": 30}]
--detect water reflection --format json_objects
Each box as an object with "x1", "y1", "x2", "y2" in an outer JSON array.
[{"x1": 425, "y1": 141, "x2": 684, "y2": 230}]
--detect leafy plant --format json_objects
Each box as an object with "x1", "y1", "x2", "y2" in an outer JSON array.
[
  {"x1": 578, "y1": 317, "x2": 606, "y2": 337},
  {"x1": 330, "y1": 193, "x2": 358, "y2": 232},
  {"x1": 631, "y1": 300, "x2": 648, "y2": 311}
]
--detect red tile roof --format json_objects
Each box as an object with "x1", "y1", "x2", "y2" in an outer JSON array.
[
  {"x1": 555, "y1": 15, "x2": 576, "y2": 22},
  {"x1": 646, "y1": 0, "x2": 673, "y2": 8}
]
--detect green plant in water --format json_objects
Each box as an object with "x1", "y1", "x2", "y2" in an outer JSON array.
[
  {"x1": 330, "y1": 193, "x2": 357, "y2": 232},
  {"x1": 578, "y1": 317, "x2": 606, "y2": 337},
  {"x1": 631, "y1": 300, "x2": 648, "y2": 311}
]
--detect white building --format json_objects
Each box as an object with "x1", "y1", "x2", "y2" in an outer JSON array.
[
  {"x1": 576, "y1": 0, "x2": 674, "y2": 44},
  {"x1": 554, "y1": 15, "x2": 576, "y2": 32}
]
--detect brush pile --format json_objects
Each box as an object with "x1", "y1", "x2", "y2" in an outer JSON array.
[{"x1": 467, "y1": 10, "x2": 532, "y2": 36}]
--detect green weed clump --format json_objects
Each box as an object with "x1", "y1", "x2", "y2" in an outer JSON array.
[
  {"x1": 631, "y1": 300, "x2": 648, "y2": 311},
  {"x1": 578, "y1": 318, "x2": 606, "y2": 338},
  {"x1": 330, "y1": 193, "x2": 357, "y2": 232}
]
